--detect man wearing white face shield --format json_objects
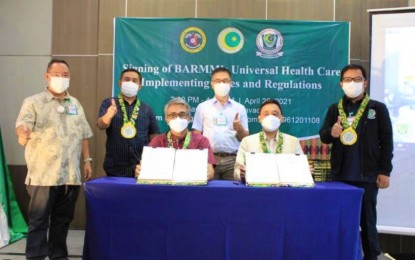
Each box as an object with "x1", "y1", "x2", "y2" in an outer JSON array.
[
  {"x1": 97, "y1": 68, "x2": 159, "y2": 177},
  {"x1": 234, "y1": 99, "x2": 304, "y2": 181},
  {"x1": 319, "y1": 64, "x2": 393, "y2": 260},
  {"x1": 192, "y1": 67, "x2": 249, "y2": 180},
  {"x1": 135, "y1": 97, "x2": 215, "y2": 180}
]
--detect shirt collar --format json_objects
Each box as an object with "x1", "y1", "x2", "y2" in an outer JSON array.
[
  {"x1": 44, "y1": 88, "x2": 71, "y2": 101},
  {"x1": 262, "y1": 130, "x2": 279, "y2": 141},
  {"x1": 212, "y1": 96, "x2": 232, "y2": 105}
]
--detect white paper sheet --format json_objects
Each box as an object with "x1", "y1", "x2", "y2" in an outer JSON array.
[
  {"x1": 276, "y1": 154, "x2": 314, "y2": 186},
  {"x1": 138, "y1": 146, "x2": 208, "y2": 184},
  {"x1": 244, "y1": 152, "x2": 314, "y2": 187},
  {"x1": 245, "y1": 152, "x2": 279, "y2": 185},
  {"x1": 173, "y1": 149, "x2": 208, "y2": 182},
  {"x1": 139, "y1": 146, "x2": 175, "y2": 181}
]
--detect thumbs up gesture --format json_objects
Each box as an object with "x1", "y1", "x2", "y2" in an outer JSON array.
[
  {"x1": 331, "y1": 116, "x2": 343, "y2": 138},
  {"x1": 106, "y1": 98, "x2": 118, "y2": 119},
  {"x1": 17, "y1": 125, "x2": 31, "y2": 146},
  {"x1": 233, "y1": 112, "x2": 243, "y2": 132}
]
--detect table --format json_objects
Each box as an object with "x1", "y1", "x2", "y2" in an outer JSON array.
[{"x1": 83, "y1": 177, "x2": 363, "y2": 260}]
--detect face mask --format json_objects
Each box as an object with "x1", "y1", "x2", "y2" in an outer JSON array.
[
  {"x1": 121, "y1": 81, "x2": 139, "y2": 97},
  {"x1": 342, "y1": 81, "x2": 364, "y2": 98},
  {"x1": 169, "y1": 118, "x2": 189, "y2": 133},
  {"x1": 261, "y1": 115, "x2": 281, "y2": 132},
  {"x1": 49, "y1": 77, "x2": 70, "y2": 94},
  {"x1": 213, "y1": 83, "x2": 231, "y2": 97}
]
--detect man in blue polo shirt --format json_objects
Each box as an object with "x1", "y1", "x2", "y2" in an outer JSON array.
[
  {"x1": 98, "y1": 68, "x2": 159, "y2": 177},
  {"x1": 192, "y1": 67, "x2": 249, "y2": 180}
]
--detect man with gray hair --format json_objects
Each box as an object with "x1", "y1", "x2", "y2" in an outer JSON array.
[{"x1": 135, "y1": 97, "x2": 215, "y2": 179}]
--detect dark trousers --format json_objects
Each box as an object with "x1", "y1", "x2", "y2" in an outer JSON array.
[
  {"x1": 25, "y1": 185, "x2": 80, "y2": 260},
  {"x1": 345, "y1": 181, "x2": 381, "y2": 260}
]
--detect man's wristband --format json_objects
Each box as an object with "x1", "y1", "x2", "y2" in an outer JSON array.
[{"x1": 84, "y1": 157, "x2": 93, "y2": 163}]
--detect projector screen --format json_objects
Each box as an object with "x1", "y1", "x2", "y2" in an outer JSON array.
[{"x1": 369, "y1": 7, "x2": 415, "y2": 235}]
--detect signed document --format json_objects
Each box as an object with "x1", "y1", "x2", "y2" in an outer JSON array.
[
  {"x1": 245, "y1": 153, "x2": 314, "y2": 187},
  {"x1": 138, "y1": 146, "x2": 208, "y2": 185}
]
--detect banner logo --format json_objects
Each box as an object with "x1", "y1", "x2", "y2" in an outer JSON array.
[
  {"x1": 256, "y1": 28, "x2": 284, "y2": 59},
  {"x1": 180, "y1": 27, "x2": 206, "y2": 53},
  {"x1": 217, "y1": 27, "x2": 244, "y2": 54}
]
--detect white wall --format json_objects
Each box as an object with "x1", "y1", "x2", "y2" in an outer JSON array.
[{"x1": 0, "y1": 0, "x2": 52, "y2": 165}]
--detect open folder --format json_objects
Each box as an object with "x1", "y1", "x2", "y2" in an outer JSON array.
[
  {"x1": 245, "y1": 153, "x2": 315, "y2": 187},
  {"x1": 137, "y1": 146, "x2": 208, "y2": 185}
]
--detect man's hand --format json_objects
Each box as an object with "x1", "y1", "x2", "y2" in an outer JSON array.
[
  {"x1": 17, "y1": 125, "x2": 31, "y2": 146},
  {"x1": 233, "y1": 113, "x2": 243, "y2": 132},
  {"x1": 377, "y1": 174, "x2": 390, "y2": 189},
  {"x1": 331, "y1": 116, "x2": 343, "y2": 138},
  {"x1": 98, "y1": 99, "x2": 118, "y2": 129},
  {"x1": 106, "y1": 98, "x2": 118, "y2": 119},
  {"x1": 84, "y1": 162, "x2": 93, "y2": 181},
  {"x1": 135, "y1": 164, "x2": 141, "y2": 178},
  {"x1": 239, "y1": 165, "x2": 246, "y2": 183}
]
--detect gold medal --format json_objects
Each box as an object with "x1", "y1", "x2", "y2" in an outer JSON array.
[
  {"x1": 340, "y1": 127, "x2": 357, "y2": 145},
  {"x1": 121, "y1": 123, "x2": 136, "y2": 139}
]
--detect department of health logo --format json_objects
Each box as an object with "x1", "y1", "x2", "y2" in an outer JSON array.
[
  {"x1": 256, "y1": 28, "x2": 284, "y2": 59},
  {"x1": 217, "y1": 27, "x2": 244, "y2": 54},
  {"x1": 180, "y1": 27, "x2": 206, "y2": 53}
]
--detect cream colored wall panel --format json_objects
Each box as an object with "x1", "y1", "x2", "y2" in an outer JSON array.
[
  {"x1": 96, "y1": 55, "x2": 114, "y2": 177},
  {"x1": 335, "y1": 0, "x2": 362, "y2": 60},
  {"x1": 98, "y1": 0, "x2": 125, "y2": 54},
  {"x1": 0, "y1": 56, "x2": 51, "y2": 165},
  {"x1": 198, "y1": 0, "x2": 266, "y2": 18},
  {"x1": 267, "y1": 0, "x2": 334, "y2": 21},
  {"x1": 0, "y1": 0, "x2": 52, "y2": 55},
  {"x1": 52, "y1": 0, "x2": 99, "y2": 54},
  {"x1": 336, "y1": 0, "x2": 408, "y2": 61},
  {"x1": 127, "y1": 0, "x2": 196, "y2": 17}
]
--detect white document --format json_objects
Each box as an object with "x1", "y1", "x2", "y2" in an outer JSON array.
[
  {"x1": 173, "y1": 149, "x2": 208, "y2": 183},
  {"x1": 276, "y1": 154, "x2": 314, "y2": 187},
  {"x1": 244, "y1": 152, "x2": 314, "y2": 187},
  {"x1": 139, "y1": 147, "x2": 175, "y2": 182},
  {"x1": 138, "y1": 146, "x2": 208, "y2": 185},
  {"x1": 245, "y1": 152, "x2": 279, "y2": 185}
]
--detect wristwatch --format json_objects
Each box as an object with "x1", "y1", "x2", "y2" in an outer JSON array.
[{"x1": 84, "y1": 157, "x2": 93, "y2": 163}]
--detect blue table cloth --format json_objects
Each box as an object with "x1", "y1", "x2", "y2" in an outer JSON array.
[{"x1": 83, "y1": 177, "x2": 363, "y2": 260}]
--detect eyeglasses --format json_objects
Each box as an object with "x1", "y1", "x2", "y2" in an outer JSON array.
[
  {"x1": 212, "y1": 79, "x2": 231, "y2": 84},
  {"x1": 48, "y1": 72, "x2": 70, "y2": 78},
  {"x1": 341, "y1": 77, "x2": 365, "y2": 83},
  {"x1": 167, "y1": 112, "x2": 189, "y2": 119}
]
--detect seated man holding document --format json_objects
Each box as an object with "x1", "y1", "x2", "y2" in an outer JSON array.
[
  {"x1": 135, "y1": 98, "x2": 215, "y2": 183},
  {"x1": 234, "y1": 99, "x2": 314, "y2": 187}
]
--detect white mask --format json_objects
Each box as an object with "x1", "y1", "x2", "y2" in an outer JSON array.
[
  {"x1": 121, "y1": 81, "x2": 139, "y2": 97},
  {"x1": 261, "y1": 115, "x2": 281, "y2": 132},
  {"x1": 213, "y1": 83, "x2": 231, "y2": 97},
  {"x1": 49, "y1": 77, "x2": 70, "y2": 94},
  {"x1": 169, "y1": 118, "x2": 189, "y2": 133},
  {"x1": 342, "y1": 81, "x2": 364, "y2": 98}
]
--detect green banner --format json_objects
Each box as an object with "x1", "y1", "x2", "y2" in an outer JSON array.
[
  {"x1": 114, "y1": 18, "x2": 349, "y2": 138},
  {"x1": 0, "y1": 127, "x2": 27, "y2": 244}
]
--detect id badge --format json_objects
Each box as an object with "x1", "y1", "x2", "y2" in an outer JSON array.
[
  {"x1": 214, "y1": 113, "x2": 227, "y2": 126},
  {"x1": 67, "y1": 104, "x2": 78, "y2": 115}
]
